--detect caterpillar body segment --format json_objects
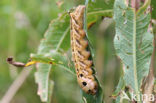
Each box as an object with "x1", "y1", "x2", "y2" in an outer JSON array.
[{"x1": 70, "y1": 5, "x2": 98, "y2": 95}]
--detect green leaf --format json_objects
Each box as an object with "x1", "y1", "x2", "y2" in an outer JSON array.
[
  {"x1": 112, "y1": 77, "x2": 125, "y2": 97},
  {"x1": 114, "y1": 0, "x2": 153, "y2": 102},
  {"x1": 35, "y1": 12, "x2": 70, "y2": 102},
  {"x1": 113, "y1": 77, "x2": 126, "y2": 103},
  {"x1": 151, "y1": 0, "x2": 156, "y2": 19},
  {"x1": 47, "y1": 80, "x2": 54, "y2": 103},
  {"x1": 86, "y1": 0, "x2": 114, "y2": 59},
  {"x1": 115, "y1": 96, "x2": 124, "y2": 103},
  {"x1": 88, "y1": 0, "x2": 114, "y2": 12},
  {"x1": 31, "y1": 52, "x2": 75, "y2": 75},
  {"x1": 35, "y1": 63, "x2": 51, "y2": 102},
  {"x1": 87, "y1": 0, "x2": 114, "y2": 27},
  {"x1": 38, "y1": 13, "x2": 70, "y2": 53}
]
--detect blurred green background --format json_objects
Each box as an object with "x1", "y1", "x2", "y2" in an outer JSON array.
[{"x1": 0, "y1": 0, "x2": 121, "y2": 103}]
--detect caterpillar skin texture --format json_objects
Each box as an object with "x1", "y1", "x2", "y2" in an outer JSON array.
[{"x1": 70, "y1": 5, "x2": 98, "y2": 95}]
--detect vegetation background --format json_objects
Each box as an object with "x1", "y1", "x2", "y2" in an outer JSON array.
[{"x1": 0, "y1": 0, "x2": 155, "y2": 103}]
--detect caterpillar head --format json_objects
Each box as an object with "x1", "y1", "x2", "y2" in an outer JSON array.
[{"x1": 77, "y1": 75, "x2": 98, "y2": 95}]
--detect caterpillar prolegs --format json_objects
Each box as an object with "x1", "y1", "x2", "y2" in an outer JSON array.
[{"x1": 70, "y1": 5, "x2": 98, "y2": 95}]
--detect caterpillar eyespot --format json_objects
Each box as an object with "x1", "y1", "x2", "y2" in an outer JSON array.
[{"x1": 70, "y1": 5, "x2": 98, "y2": 95}]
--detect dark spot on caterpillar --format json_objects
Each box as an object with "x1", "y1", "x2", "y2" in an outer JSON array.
[
  {"x1": 77, "y1": 50, "x2": 81, "y2": 55},
  {"x1": 82, "y1": 82, "x2": 87, "y2": 86},
  {"x1": 80, "y1": 74, "x2": 83, "y2": 77},
  {"x1": 79, "y1": 61, "x2": 87, "y2": 68},
  {"x1": 76, "y1": 39, "x2": 80, "y2": 45},
  {"x1": 88, "y1": 89, "x2": 91, "y2": 93},
  {"x1": 75, "y1": 28, "x2": 79, "y2": 34},
  {"x1": 94, "y1": 85, "x2": 98, "y2": 90},
  {"x1": 72, "y1": 16, "x2": 78, "y2": 25}
]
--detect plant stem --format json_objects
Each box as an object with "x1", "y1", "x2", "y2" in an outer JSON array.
[{"x1": 133, "y1": 9, "x2": 140, "y2": 102}]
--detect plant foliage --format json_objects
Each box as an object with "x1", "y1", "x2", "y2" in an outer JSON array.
[
  {"x1": 113, "y1": 0, "x2": 154, "y2": 102},
  {"x1": 32, "y1": 0, "x2": 115, "y2": 103}
]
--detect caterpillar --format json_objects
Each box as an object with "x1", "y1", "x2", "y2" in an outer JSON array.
[{"x1": 70, "y1": 5, "x2": 98, "y2": 95}]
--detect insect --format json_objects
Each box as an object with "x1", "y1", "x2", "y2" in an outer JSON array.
[{"x1": 70, "y1": 5, "x2": 98, "y2": 95}]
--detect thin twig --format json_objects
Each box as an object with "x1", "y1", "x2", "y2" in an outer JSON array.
[
  {"x1": 7, "y1": 57, "x2": 26, "y2": 67},
  {"x1": 0, "y1": 67, "x2": 32, "y2": 103}
]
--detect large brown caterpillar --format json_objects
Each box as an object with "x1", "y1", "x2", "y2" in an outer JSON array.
[{"x1": 70, "y1": 5, "x2": 98, "y2": 95}]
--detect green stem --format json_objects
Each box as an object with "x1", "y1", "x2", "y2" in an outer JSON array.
[{"x1": 133, "y1": 9, "x2": 140, "y2": 102}]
